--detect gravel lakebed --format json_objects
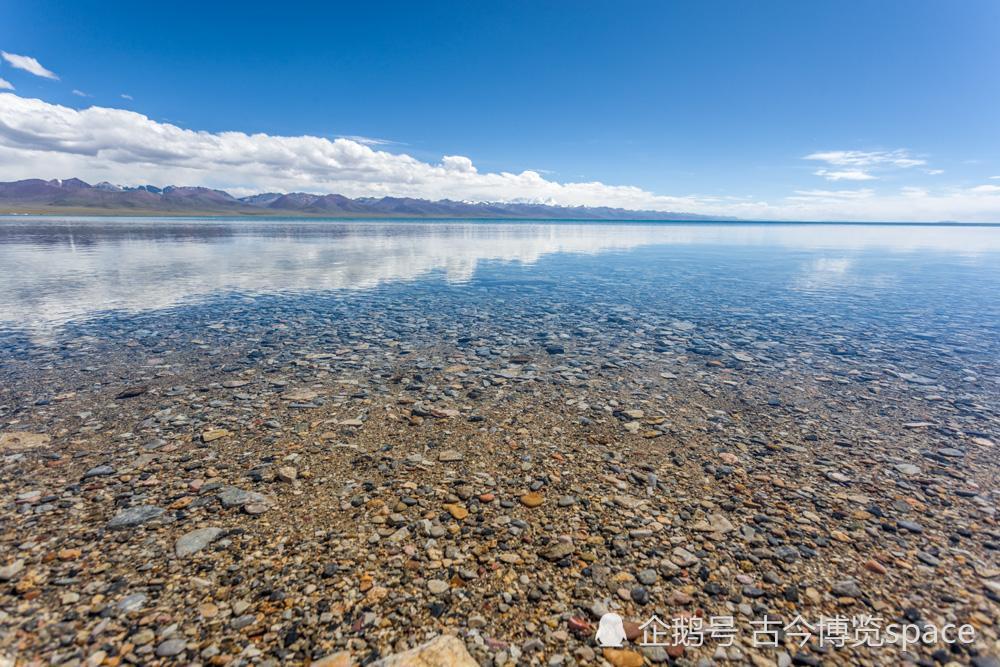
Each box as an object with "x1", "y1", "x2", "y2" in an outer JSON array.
[{"x1": 1, "y1": 276, "x2": 998, "y2": 667}]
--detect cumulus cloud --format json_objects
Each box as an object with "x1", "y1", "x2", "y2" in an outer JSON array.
[
  {"x1": 0, "y1": 93, "x2": 705, "y2": 211},
  {"x1": 0, "y1": 93, "x2": 998, "y2": 222},
  {"x1": 0, "y1": 51, "x2": 58, "y2": 80},
  {"x1": 813, "y1": 169, "x2": 877, "y2": 181},
  {"x1": 0, "y1": 78, "x2": 13, "y2": 91},
  {"x1": 805, "y1": 149, "x2": 926, "y2": 169}
]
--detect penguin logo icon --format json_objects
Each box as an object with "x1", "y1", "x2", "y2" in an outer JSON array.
[{"x1": 595, "y1": 612, "x2": 627, "y2": 647}]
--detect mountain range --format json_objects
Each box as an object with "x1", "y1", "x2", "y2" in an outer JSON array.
[{"x1": 0, "y1": 178, "x2": 731, "y2": 220}]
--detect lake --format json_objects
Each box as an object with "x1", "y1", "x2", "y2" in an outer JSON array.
[{"x1": 1, "y1": 217, "x2": 999, "y2": 665}]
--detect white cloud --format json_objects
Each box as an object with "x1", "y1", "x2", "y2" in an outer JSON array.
[
  {"x1": 0, "y1": 51, "x2": 58, "y2": 80},
  {"x1": 120, "y1": 93, "x2": 133, "y2": 100},
  {"x1": 925, "y1": 169, "x2": 944, "y2": 175},
  {"x1": 0, "y1": 78, "x2": 13, "y2": 91},
  {"x1": 0, "y1": 93, "x2": 998, "y2": 222},
  {"x1": 71, "y1": 89, "x2": 90, "y2": 97},
  {"x1": 813, "y1": 169, "x2": 876, "y2": 181},
  {"x1": 805, "y1": 149, "x2": 926, "y2": 169},
  {"x1": 970, "y1": 184, "x2": 1000, "y2": 194},
  {"x1": 0, "y1": 93, "x2": 707, "y2": 212}
]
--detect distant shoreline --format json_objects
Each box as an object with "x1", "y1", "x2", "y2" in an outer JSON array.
[{"x1": 0, "y1": 210, "x2": 997, "y2": 226}]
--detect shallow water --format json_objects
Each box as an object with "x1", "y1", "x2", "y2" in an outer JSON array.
[
  {"x1": 1, "y1": 218, "x2": 999, "y2": 344},
  {"x1": 1, "y1": 218, "x2": 999, "y2": 413},
  {"x1": 2, "y1": 218, "x2": 1000, "y2": 665}
]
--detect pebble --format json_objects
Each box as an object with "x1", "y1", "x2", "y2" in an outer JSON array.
[
  {"x1": 106, "y1": 505, "x2": 164, "y2": 530},
  {"x1": 519, "y1": 492, "x2": 544, "y2": 507},
  {"x1": 175, "y1": 526, "x2": 224, "y2": 557},
  {"x1": 155, "y1": 639, "x2": 187, "y2": 657}
]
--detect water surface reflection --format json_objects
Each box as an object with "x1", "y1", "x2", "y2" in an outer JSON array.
[{"x1": 0, "y1": 217, "x2": 998, "y2": 337}]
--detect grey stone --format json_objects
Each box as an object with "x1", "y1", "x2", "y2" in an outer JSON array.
[
  {"x1": 107, "y1": 505, "x2": 164, "y2": 530},
  {"x1": 831, "y1": 579, "x2": 863, "y2": 598},
  {"x1": 156, "y1": 639, "x2": 187, "y2": 657},
  {"x1": 83, "y1": 465, "x2": 115, "y2": 479},
  {"x1": 116, "y1": 593, "x2": 147, "y2": 612},
  {"x1": 175, "y1": 527, "x2": 224, "y2": 557},
  {"x1": 218, "y1": 486, "x2": 267, "y2": 509}
]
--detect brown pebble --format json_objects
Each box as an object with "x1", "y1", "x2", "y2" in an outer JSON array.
[
  {"x1": 519, "y1": 492, "x2": 544, "y2": 507},
  {"x1": 603, "y1": 648, "x2": 644, "y2": 667},
  {"x1": 864, "y1": 558, "x2": 888, "y2": 575}
]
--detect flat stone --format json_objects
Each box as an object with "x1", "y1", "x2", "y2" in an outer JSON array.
[
  {"x1": 637, "y1": 568, "x2": 658, "y2": 585},
  {"x1": 244, "y1": 502, "x2": 270, "y2": 515},
  {"x1": 831, "y1": 579, "x2": 863, "y2": 598},
  {"x1": 438, "y1": 449, "x2": 464, "y2": 462},
  {"x1": 201, "y1": 428, "x2": 231, "y2": 442},
  {"x1": 116, "y1": 593, "x2": 147, "y2": 612},
  {"x1": 692, "y1": 513, "x2": 734, "y2": 533},
  {"x1": 175, "y1": 527, "x2": 224, "y2": 557},
  {"x1": 115, "y1": 386, "x2": 148, "y2": 399},
  {"x1": 427, "y1": 579, "x2": 449, "y2": 594},
  {"x1": 155, "y1": 639, "x2": 187, "y2": 657},
  {"x1": 0, "y1": 432, "x2": 51, "y2": 451},
  {"x1": 82, "y1": 465, "x2": 115, "y2": 479},
  {"x1": 520, "y1": 492, "x2": 544, "y2": 507},
  {"x1": 218, "y1": 486, "x2": 268, "y2": 509},
  {"x1": 0, "y1": 559, "x2": 25, "y2": 581},
  {"x1": 312, "y1": 652, "x2": 352, "y2": 667},
  {"x1": 539, "y1": 541, "x2": 575, "y2": 561},
  {"x1": 283, "y1": 388, "x2": 319, "y2": 402},
  {"x1": 107, "y1": 505, "x2": 164, "y2": 530},
  {"x1": 603, "y1": 648, "x2": 645, "y2": 667},
  {"x1": 373, "y1": 635, "x2": 477, "y2": 666}
]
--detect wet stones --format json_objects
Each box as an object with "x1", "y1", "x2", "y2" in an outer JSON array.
[
  {"x1": 175, "y1": 526, "x2": 224, "y2": 557},
  {"x1": 539, "y1": 540, "x2": 575, "y2": 561},
  {"x1": 691, "y1": 513, "x2": 735, "y2": 534},
  {"x1": 116, "y1": 593, "x2": 147, "y2": 612},
  {"x1": 636, "y1": 568, "x2": 658, "y2": 585},
  {"x1": 155, "y1": 638, "x2": 187, "y2": 658},
  {"x1": 82, "y1": 464, "x2": 115, "y2": 479},
  {"x1": 217, "y1": 486, "x2": 271, "y2": 514},
  {"x1": 372, "y1": 634, "x2": 477, "y2": 666},
  {"x1": 114, "y1": 386, "x2": 148, "y2": 399},
  {"x1": 106, "y1": 505, "x2": 164, "y2": 530},
  {"x1": 0, "y1": 432, "x2": 51, "y2": 451},
  {"x1": 0, "y1": 560, "x2": 24, "y2": 581},
  {"x1": 444, "y1": 503, "x2": 469, "y2": 520},
  {"x1": 201, "y1": 428, "x2": 231, "y2": 442},
  {"x1": 831, "y1": 579, "x2": 863, "y2": 598},
  {"x1": 519, "y1": 492, "x2": 544, "y2": 507}
]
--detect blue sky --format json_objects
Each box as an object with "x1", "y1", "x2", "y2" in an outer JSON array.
[{"x1": 1, "y1": 0, "x2": 999, "y2": 220}]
